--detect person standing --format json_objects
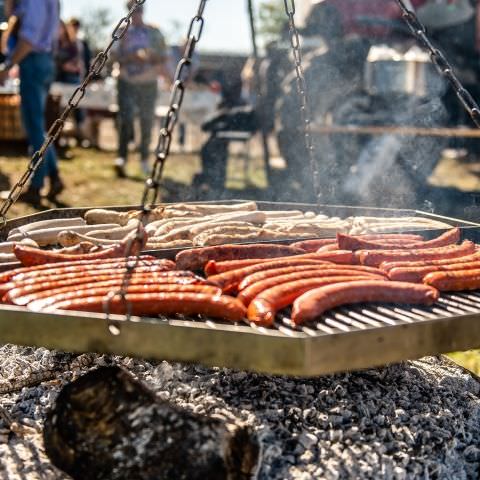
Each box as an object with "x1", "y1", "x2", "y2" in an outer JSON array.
[
  {"x1": 113, "y1": 1, "x2": 169, "y2": 178},
  {"x1": 0, "y1": 0, "x2": 63, "y2": 206}
]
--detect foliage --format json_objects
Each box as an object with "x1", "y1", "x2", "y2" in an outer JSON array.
[
  {"x1": 79, "y1": 7, "x2": 113, "y2": 53},
  {"x1": 257, "y1": 0, "x2": 286, "y2": 44}
]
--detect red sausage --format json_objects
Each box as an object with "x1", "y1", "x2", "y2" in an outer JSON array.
[
  {"x1": 337, "y1": 228, "x2": 459, "y2": 251},
  {"x1": 11, "y1": 271, "x2": 200, "y2": 306},
  {"x1": 4, "y1": 270, "x2": 197, "y2": 304},
  {"x1": 0, "y1": 256, "x2": 158, "y2": 284},
  {"x1": 388, "y1": 260, "x2": 480, "y2": 283},
  {"x1": 49, "y1": 292, "x2": 246, "y2": 322},
  {"x1": 28, "y1": 283, "x2": 222, "y2": 311},
  {"x1": 176, "y1": 244, "x2": 306, "y2": 271},
  {"x1": 291, "y1": 281, "x2": 439, "y2": 325},
  {"x1": 290, "y1": 238, "x2": 336, "y2": 252},
  {"x1": 208, "y1": 259, "x2": 333, "y2": 293},
  {"x1": 357, "y1": 241, "x2": 475, "y2": 267},
  {"x1": 380, "y1": 250, "x2": 480, "y2": 272},
  {"x1": 238, "y1": 269, "x2": 385, "y2": 306},
  {"x1": 423, "y1": 269, "x2": 480, "y2": 291},
  {"x1": 238, "y1": 264, "x2": 387, "y2": 291},
  {"x1": 13, "y1": 230, "x2": 147, "y2": 266},
  {"x1": 246, "y1": 276, "x2": 372, "y2": 326}
]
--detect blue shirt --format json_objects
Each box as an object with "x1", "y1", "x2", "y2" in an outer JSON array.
[{"x1": 17, "y1": 0, "x2": 59, "y2": 53}]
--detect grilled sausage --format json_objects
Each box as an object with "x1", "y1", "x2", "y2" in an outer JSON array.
[
  {"x1": 238, "y1": 264, "x2": 387, "y2": 291},
  {"x1": 379, "y1": 250, "x2": 480, "y2": 272},
  {"x1": 207, "y1": 259, "x2": 335, "y2": 293},
  {"x1": 49, "y1": 292, "x2": 246, "y2": 321},
  {"x1": 423, "y1": 269, "x2": 480, "y2": 291},
  {"x1": 337, "y1": 228, "x2": 460, "y2": 251},
  {"x1": 4, "y1": 270, "x2": 197, "y2": 304},
  {"x1": 0, "y1": 255, "x2": 158, "y2": 284},
  {"x1": 175, "y1": 244, "x2": 306, "y2": 271},
  {"x1": 388, "y1": 260, "x2": 480, "y2": 283},
  {"x1": 357, "y1": 241, "x2": 475, "y2": 267},
  {"x1": 28, "y1": 283, "x2": 222, "y2": 311},
  {"x1": 238, "y1": 269, "x2": 386, "y2": 306},
  {"x1": 290, "y1": 238, "x2": 336, "y2": 252},
  {"x1": 291, "y1": 281, "x2": 439, "y2": 325},
  {"x1": 203, "y1": 249, "x2": 353, "y2": 276},
  {"x1": 10, "y1": 271, "x2": 199, "y2": 306},
  {"x1": 247, "y1": 276, "x2": 373, "y2": 326}
]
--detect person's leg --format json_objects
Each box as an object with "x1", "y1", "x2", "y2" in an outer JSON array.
[
  {"x1": 116, "y1": 79, "x2": 135, "y2": 165},
  {"x1": 138, "y1": 81, "x2": 157, "y2": 172},
  {"x1": 200, "y1": 135, "x2": 228, "y2": 192},
  {"x1": 19, "y1": 54, "x2": 52, "y2": 193}
]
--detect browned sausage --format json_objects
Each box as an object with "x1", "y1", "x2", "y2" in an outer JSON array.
[
  {"x1": 49, "y1": 292, "x2": 246, "y2": 322},
  {"x1": 4, "y1": 270, "x2": 197, "y2": 304},
  {"x1": 238, "y1": 264, "x2": 387, "y2": 291},
  {"x1": 0, "y1": 255, "x2": 158, "y2": 284},
  {"x1": 238, "y1": 269, "x2": 385, "y2": 306},
  {"x1": 290, "y1": 238, "x2": 336, "y2": 252},
  {"x1": 337, "y1": 228, "x2": 459, "y2": 251},
  {"x1": 246, "y1": 276, "x2": 372, "y2": 326},
  {"x1": 423, "y1": 269, "x2": 480, "y2": 291},
  {"x1": 379, "y1": 250, "x2": 480, "y2": 272},
  {"x1": 27, "y1": 283, "x2": 222, "y2": 311},
  {"x1": 357, "y1": 241, "x2": 475, "y2": 267},
  {"x1": 176, "y1": 244, "x2": 306, "y2": 271},
  {"x1": 388, "y1": 260, "x2": 480, "y2": 283},
  {"x1": 291, "y1": 281, "x2": 439, "y2": 324}
]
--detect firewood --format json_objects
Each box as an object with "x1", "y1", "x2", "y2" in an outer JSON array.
[{"x1": 44, "y1": 366, "x2": 259, "y2": 480}]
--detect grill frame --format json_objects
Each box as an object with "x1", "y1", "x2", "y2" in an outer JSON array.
[{"x1": 1, "y1": 201, "x2": 480, "y2": 376}]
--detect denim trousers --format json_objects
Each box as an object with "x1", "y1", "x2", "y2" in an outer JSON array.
[
  {"x1": 117, "y1": 79, "x2": 158, "y2": 162},
  {"x1": 19, "y1": 52, "x2": 58, "y2": 189}
]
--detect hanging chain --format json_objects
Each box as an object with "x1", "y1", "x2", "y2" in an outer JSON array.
[
  {"x1": 396, "y1": 0, "x2": 480, "y2": 128},
  {"x1": 0, "y1": 0, "x2": 147, "y2": 229},
  {"x1": 103, "y1": 0, "x2": 208, "y2": 326},
  {"x1": 283, "y1": 0, "x2": 321, "y2": 202}
]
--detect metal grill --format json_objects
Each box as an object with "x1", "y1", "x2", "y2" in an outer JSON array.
[{"x1": 1, "y1": 201, "x2": 480, "y2": 376}]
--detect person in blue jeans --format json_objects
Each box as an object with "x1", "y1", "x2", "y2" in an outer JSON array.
[{"x1": 0, "y1": 0, "x2": 63, "y2": 206}]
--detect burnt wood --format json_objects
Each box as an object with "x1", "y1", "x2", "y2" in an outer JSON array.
[{"x1": 43, "y1": 366, "x2": 259, "y2": 480}]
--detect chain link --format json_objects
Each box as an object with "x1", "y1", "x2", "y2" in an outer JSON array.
[
  {"x1": 396, "y1": 0, "x2": 480, "y2": 128},
  {"x1": 103, "y1": 0, "x2": 208, "y2": 325},
  {"x1": 0, "y1": 0, "x2": 147, "y2": 229},
  {"x1": 283, "y1": 0, "x2": 320, "y2": 203}
]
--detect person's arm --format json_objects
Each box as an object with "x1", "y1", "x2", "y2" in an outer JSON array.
[{"x1": 0, "y1": 38, "x2": 33, "y2": 83}]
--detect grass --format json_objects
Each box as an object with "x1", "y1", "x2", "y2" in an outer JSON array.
[{"x1": 0, "y1": 145, "x2": 480, "y2": 375}]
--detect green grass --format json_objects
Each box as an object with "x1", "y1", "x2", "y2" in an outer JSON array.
[{"x1": 1, "y1": 146, "x2": 479, "y2": 375}]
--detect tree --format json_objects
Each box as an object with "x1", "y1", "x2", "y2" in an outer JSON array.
[
  {"x1": 80, "y1": 7, "x2": 112, "y2": 53},
  {"x1": 257, "y1": 0, "x2": 287, "y2": 44}
]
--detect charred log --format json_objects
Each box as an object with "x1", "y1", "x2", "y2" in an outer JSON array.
[{"x1": 43, "y1": 366, "x2": 259, "y2": 480}]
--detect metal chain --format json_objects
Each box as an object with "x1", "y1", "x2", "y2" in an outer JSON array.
[
  {"x1": 396, "y1": 0, "x2": 480, "y2": 128},
  {"x1": 283, "y1": 0, "x2": 320, "y2": 202},
  {"x1": 103, "y1": 0, "x2": 208, "y2": 328},
  {"x1": 0, "y1": 0, "x2": 147, "y2": 229}
]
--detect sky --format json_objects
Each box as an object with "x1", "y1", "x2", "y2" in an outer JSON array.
[{"x1": 61, "y1": 1, "x2": 259, "y2": 53}]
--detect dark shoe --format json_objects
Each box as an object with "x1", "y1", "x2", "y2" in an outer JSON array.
[
  {"x1": 47, "y1": 178, "x2": 65, "y2": 200},
  {"x1": 114, "y1": 158, "x2": 127, "y2": 178},
  {"x1": 18, "y1": 187, "x2": 42, "y2": 206}
]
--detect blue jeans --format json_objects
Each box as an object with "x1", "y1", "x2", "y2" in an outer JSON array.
[{"x1": 19, "y1": 52, "x2": 58, "y2": 189}]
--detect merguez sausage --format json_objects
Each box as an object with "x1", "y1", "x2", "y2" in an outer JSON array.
[
  {"x1": 357, "y1": 241, "x2": 475, "y2": 267},
  {"x1": 291, "y1": 281, "x2": 439, "y2": 325},
  {"x1": 238, "y1": 264, "x2": 387, "y2": 290},
  {"x1": 423, "y1": 269, "x2": 480, "y2": 291},
  {"x1": 337, "y1": 228, "x2": 460, "y2": 251},
  {"x1": 49, "y1": 292, "x2": 247, "y2": 322},
  {"x1": 175, "y1": 244, "x2": 306, "y2": 271},
  {"x1": 388, "y1": 260, "x2": 480, "y2": 283},
  {"x1": 247, "y1": 276, "x2": 373, "y2": 326},
  {"x1": 379, "y1": 250, "x2": 480, "y2": 272},
  {"x1": 238, "y1": 270, "x2": 386, "y2": 306},
  {"x1": 28, "y1": 283, "x2": 222, "y2": 311}
]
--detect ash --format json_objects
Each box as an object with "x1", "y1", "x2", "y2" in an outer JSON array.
[{"x1": 0, "y1": 345, "x2": 479, "y2": 480}]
